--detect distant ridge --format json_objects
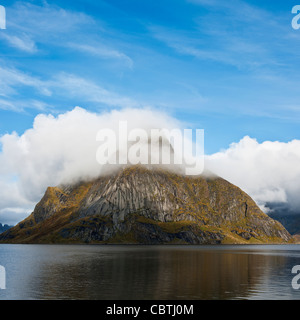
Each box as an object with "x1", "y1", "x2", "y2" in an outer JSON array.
[{"x1": 0, "y1": 223, "x2": 13, "y2": 234}]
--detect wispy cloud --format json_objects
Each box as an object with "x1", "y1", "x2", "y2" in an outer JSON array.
[
  {"x1": 7, "y1": 2, "x2": 95, "y2": 37},
  {"x1": 0, "y1": 1, "x2": 137, "y2": 112},
  {"x1": 0, "y1": 99, "x2": 20, "y2": 112},
  {"x1": 151, "y1": 27, "x2": 267, "y2": 70},
  {"x1": 2, "y1": 2, "x2": 133, "y2": 68},
  {"x1": 0, "y1": 64, "x2": 141, "y2": 112},
  {"x1": 0, "y1": 66, "x2": 50, "y2": 95},
  {"x1": 187, "y1": 0, "x2": 269, "y2": 21},
  {"x1": 0, "y1": 2, "x2": 94, "y2": 54},
  {"x1": 68, "y1": 43, "x2": 133, "y2": 68},
  {"x1": 151, "y1": 0, "x2": 295, "y2": 72},
  {"x1": 151, "y1": 19, "x2": 282, "y2": 72},
  {"x1": 0, "y1": 33, "x2": 37, "y2": 53},
  {"x1": 52, "y1": 73, "x2": 140, "y2": 108}
]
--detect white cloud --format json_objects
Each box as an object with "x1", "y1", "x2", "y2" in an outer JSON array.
[{"x1": 206, "y1": 136, "x2": 300, "y2": 212}]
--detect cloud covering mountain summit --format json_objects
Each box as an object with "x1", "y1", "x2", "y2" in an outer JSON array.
[{"x1": 0, "y1": 107, "x2": 299, "y2": 225}]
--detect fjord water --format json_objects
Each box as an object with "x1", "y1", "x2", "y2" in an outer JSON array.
[{"x1": 0, "y1": 244, "x2": 300, "y2": 300}]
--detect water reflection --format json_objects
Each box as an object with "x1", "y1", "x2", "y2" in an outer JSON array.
[{"x1": 0, "y1": 245, "x2": 300, "y2": 300}]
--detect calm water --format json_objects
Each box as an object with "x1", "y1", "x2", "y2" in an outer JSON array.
[{"x1": 0, "y1": 244, "x2": 300, "y2": 300}]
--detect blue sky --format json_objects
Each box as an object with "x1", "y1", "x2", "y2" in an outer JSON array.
[{"x1": 0, "y1": 0, "x2": 300, "y2": 154}]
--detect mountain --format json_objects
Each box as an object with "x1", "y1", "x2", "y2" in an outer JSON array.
[
  {"x1": 268, "y1": 204, "x2": 300, "y2": 236},
  {"x1": 0, "y1": 166, "x2": 292, "y2": 244},
  {"x1": 0, "y1": 223, "x2": 12, "y2": 234}
]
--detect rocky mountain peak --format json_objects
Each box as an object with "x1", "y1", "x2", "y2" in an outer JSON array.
[{"x1": 0, "y1": 166, "x2": 292, "y2": 244}]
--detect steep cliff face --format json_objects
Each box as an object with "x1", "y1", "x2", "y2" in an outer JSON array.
[{"x1": 0, "y1": 166, "x2": 292, "y2": 244}]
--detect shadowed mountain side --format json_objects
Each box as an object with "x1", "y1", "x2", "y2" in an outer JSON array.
[{"x1": 0, "y1": 166, "x2": 292, "y2": 244}]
